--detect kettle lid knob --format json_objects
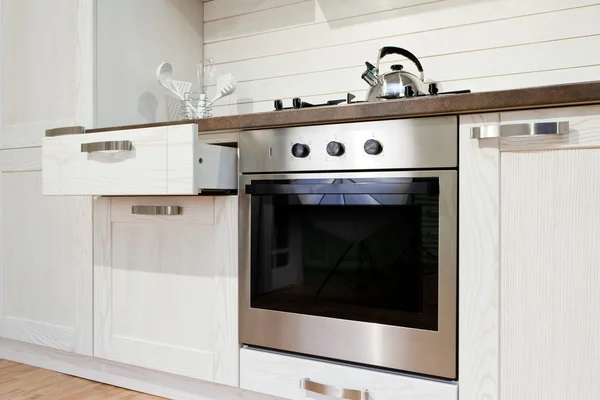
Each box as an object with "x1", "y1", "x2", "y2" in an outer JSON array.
[{"x1": 391, "y1": 64, "x2": 404, "y2": 71}]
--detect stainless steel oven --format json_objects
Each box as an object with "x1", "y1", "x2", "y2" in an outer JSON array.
[{"x1": 239, "y1": 116, "x2": 457, "y2": 378}]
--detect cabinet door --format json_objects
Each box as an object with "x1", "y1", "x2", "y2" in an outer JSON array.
[
  {"x1": 0, "y1": 148, "x2": 92, "y2": 354},
  {"x1": 499, "y1": 105, "x2": 600, "y2": 400},
  {"x1": 94, "y1": 196, "x2": 238, "y2": 385},
  {"x1": 0, "y1": 0, "x2": 93, "y2": 150}
]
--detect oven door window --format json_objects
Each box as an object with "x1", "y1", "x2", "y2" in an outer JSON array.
[{"x1": 248, "y1": 177, "x2": 440, "y2": 331}]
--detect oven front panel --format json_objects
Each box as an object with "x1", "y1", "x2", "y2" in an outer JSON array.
[{"x1": 239, "y1": 170, "x2": 457, "y2": 378}]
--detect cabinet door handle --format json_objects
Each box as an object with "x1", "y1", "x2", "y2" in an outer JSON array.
[
  {"x1": 46, "y1": 126, "x2": 85, "y2": 137},
  {"x1": 471, "y1": 121, "x2": 569, "y2": 139},
  {"x1": 131, "y1": 206, "x2": 181, "y2": 216},
  {"x1": 300, "y1": 378, "x2": 368, "y2": 400},
  {"x1": 81, "y1": 140, "x2": 133, "y2": 153}
]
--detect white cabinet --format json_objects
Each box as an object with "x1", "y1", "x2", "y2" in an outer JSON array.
[
  {"x1": 93, "y1": 196, "x2": 238, "y2": 386},
  {"x1": 460, "y1": 105, "x2": 600, "y2": 400},
  {"x1": 42, "y1": 124, "x2": 238, "y2": 196},
  {"x1": 499, "y1": 106, "x2": 600, "y2": 400},
  {"x1": 240, "y1": 348, "x2": 458, "y2": 400},
  {"x1": 0, "y1": 148, "x2": 92, "y2": 354},
  {"x1": 0, "y1": 0, "x2": 93, "y2": 150}
]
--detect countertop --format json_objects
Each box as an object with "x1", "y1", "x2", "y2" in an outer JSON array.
[{"x1": 88, "y1": 81, "x2": 600, "y2": 134}]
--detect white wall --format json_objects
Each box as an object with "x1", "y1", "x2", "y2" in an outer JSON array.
[
  {"x1": 204, "y1": 0, "x2": 600, "y2": 117},
  {"x1": 96, "y1": 0, "x2": 204, "y2": 128}
]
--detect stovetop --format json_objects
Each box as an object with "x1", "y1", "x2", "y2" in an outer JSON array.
[{"x1": 274, "y1": 88, "x2": 471, "y2": 111}]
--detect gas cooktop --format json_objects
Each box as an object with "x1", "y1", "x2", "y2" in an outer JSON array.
[{"x1": 274, "y1": 88, "x2": 471, "y2": 111}]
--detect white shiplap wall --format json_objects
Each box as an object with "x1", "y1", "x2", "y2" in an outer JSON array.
[{"x1": 203, "y1": 0, "x2": 600, "y2": 117}]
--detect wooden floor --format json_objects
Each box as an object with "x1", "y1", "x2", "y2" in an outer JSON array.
[{"x1": 0, "y1": 360, "x2": 164, "y2": 399}]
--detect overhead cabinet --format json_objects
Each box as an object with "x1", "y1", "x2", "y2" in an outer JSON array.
[{"x1": 42, "y1": 124, "x2": 237, "y2": 196}]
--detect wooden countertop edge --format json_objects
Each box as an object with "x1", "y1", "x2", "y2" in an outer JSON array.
[{"x1": 87, "y1": 81, "x2": 600, "y2": 133}]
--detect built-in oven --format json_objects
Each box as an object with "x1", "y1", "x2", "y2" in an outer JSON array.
[{"x1": 239, "y1": 116, "x2": 457, "y2": 379}]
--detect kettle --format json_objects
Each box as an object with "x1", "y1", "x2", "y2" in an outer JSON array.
[{"x1": 362, "y1": 47, "x2": 431, "y2": 101}]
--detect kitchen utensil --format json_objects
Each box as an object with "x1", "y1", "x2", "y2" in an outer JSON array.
[
  {"x1": 197, "y1": 58, "x2": 215, "y2": 91},
  {"x1": 211, "y1": 73, "x2": 237, "y2": 104},
  {"x1": 172, "y1": 80, "x2": 192, "y2": 99},
  {"x1": 361, "y1": 47, "x2": 429, "y2": 102},
  {"x1": 156, "y1": 62, "x2": 183, "y2": 99}
]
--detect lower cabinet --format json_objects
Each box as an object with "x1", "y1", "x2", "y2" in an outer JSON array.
[
  {"x1": 0, "y1": 148, "x2": 93, "y2": 355},
  {"x1": 93, "y1": 195, "x2": 238, "y2": 386},
  {"x1": 461, "y1": 104, "x2": 600, "y2": 400},
  {"x1": 240, "y1": 348, "x2": 457, "y2": 400}
]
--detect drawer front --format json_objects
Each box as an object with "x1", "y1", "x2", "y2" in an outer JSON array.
[
  {"x1": 466, "y1": 104, "x2": 600, "y2": 152},
  {"x1": 42, "y1": 124, "x2": 237, "y2": 195},
  {"x1": 240, "y1": 348, "x2": 457, "y2": 400},
  {"x1": 43, "y1": 126, "x2": 171, "y2": 195}
]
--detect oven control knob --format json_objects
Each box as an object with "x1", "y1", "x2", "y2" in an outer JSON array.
[
  {"x1": 291, "y1": 143, "x2": 310, "y2": 158},
  {"x1": 364, "y1": 139, "x2": 383, "y2": 155},
  {"x1": 326, "y1": 141, "x2": 345, "y2": 157}
]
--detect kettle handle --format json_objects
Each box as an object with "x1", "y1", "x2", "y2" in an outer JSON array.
[{"x1": 377, "y1": 47, "x2": 424, "y2": 81}]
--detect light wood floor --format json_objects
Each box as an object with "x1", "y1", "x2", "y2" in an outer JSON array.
[{"x1": 0, "y1": 360, "x2": 164, "y2": 399}]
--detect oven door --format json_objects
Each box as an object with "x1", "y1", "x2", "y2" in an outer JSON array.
[{"x1": 239, "y1": 170, "x2": 457, "y2": 378}]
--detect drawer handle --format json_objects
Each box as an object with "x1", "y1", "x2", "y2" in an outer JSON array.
[
  {"x1": 471, "y1": 121, "x2": 569, "y2": 139},
  {"x1": 81, "y1": 140, "x2": 133, "y2": 153},
  {"x1": 131, "y1": 206, "x2": 181, "y2": 216},
  {"x1": 300, "y1": 378, "x2": 368, "y2": 400},
  {"x1": 46, "y1": 126, "x2": 85, "y2": 137}
]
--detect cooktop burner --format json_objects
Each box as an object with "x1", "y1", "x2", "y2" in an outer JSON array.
[{"x1": 274, "y1": 87, "x2": 471, "y2": 111}]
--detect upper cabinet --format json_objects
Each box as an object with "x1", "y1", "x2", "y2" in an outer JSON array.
[
  {"x1": 461, "y1": 105, "x2": 600, "y2": 400},
  {"x1": 0, "y1": 0, "x2": 93, "y2": 149},
  {"x1": 95, "y1": 0, "x2": 204, "y2": 128}
]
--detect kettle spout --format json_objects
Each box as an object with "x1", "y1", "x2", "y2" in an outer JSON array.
[{"x1": 361, "y1": 61, "x2": 379, "y2": 87}]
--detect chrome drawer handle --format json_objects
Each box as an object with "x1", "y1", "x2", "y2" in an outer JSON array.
[
  {"x1": 300, "y1": 378, "x2": 368, "y2": 400},
  {"x1": 471, "y1": 121, "x2": 569, "y2": 139},
  {"x1": 131, "y1": 206, "x2": 181, "y2": 216},
  {"x1": 46, "y1": 126, "x2": 85, "y2": 137},
  {"x1": 81, "y1": 140, "x2": 133, "y2": 153}
]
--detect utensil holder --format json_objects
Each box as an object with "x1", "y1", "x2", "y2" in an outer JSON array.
[{"x1": 180, "y1": 92, "x2": 213, "y2": 119}]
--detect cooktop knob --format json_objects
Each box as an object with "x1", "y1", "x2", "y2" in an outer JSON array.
[
  {"x1": 291, "y1": 143, "x2": 310, "y2": 158},
  {"x1": 364, "y1": 139, "x2": 383, "y2": 155},
  {"x1": 326, "y1": 141, "x2": 345, "y2": 157}
]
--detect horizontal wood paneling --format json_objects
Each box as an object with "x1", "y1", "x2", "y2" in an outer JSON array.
[
  {"x1": 204, "y1": 0, "x2": 599, "y2": 61},
  {"x1": 205, "y1": 0, "x2": 307, "y2": 22},
  {"x1": 205, "y1": 0, "x2": 438, "y2": 42},
  {"x1": 204, "y1": 0, "x2": 600, "y2": 117}
]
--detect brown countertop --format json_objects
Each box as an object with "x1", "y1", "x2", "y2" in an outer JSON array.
[{"x1": 88, "y1": 81, "x2": 600, "y2": 133}]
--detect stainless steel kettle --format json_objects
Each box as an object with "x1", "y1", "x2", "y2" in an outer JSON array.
[{"x1": 362, "y1": 47, "x2": 429, "y2": 101}]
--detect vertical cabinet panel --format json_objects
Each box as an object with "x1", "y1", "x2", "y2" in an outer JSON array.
[
  {"x1": 0, "y1": 148, "x2": 92, "y2": 354},
  {"x1": 458, "y1": 113, "x2": 500, "y2": 400},
  {"x1": 500, "y1": 149, "x2": 600, "y2": 400},
  {"x1": 94, "y1": 196, "x2": 238, "y2": 385}
]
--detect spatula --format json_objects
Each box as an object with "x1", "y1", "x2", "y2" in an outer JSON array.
[{"x1": 211, "y1": 73, "x2": 237, "y2": 104}]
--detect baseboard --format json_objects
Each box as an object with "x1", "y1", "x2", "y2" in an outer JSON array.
[{"x1": 0, "y1": 337, "x2": 282, "y2": 400}]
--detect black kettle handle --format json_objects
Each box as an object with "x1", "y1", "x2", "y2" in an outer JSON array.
[{"x1": 378, "y1": 47, "x2": 424, "y2": 78}]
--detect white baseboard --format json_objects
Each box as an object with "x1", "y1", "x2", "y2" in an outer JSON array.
[{"x1": 0, "y1": 337, "x2": 283, "y2": 400}]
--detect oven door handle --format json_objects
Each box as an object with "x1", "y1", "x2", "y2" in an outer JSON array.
[{"x1": 245, "y1": 182, "x2": 438, "y2": 196}]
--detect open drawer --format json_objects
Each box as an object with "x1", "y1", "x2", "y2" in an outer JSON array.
[{"x1": 42, "y1": 124, "x2": 237, "y2": 195}]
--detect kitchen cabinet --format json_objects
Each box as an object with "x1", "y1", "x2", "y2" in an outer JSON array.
[
  {"x1": 460, "y1": 105, "x2": 600, "y2": 400},
  {"x1": 0, "y1": 148, "x2": 93, "y2": 354},
  {"x1": 43, "y1": 124, "x2": 237, "y2": 196},
  {"x1": 0, "y1": 0, "x2": 93, "y2": 150},
  {"x1": 240, "y1": 348, "x2": 458, "y2": 400},
  {"x1": 93, "y1": 196, "x2": 238, "y2": 386}
]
